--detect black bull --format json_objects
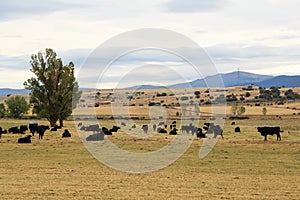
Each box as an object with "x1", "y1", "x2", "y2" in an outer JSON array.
[{"x1": 257, "y1": 126, "x2": 283, "y2": 141}]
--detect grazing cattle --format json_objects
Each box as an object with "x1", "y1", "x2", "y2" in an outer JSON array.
[
  {"x1": 158, "y1": 122, "x2": 165, "y2": 126},
  {"x1": 171, "y1": 121, "x2": 176, "y2": 125},
  {"x1": 62, "y1": 129, "x2": 71, "y2": 138},
  {"x1": 203, "y1": 123, "x2": 214, "y2": 133},
  {"x1": 37, "y1": 126, "x2": 46, "y2": 139},
  {"x1": 102, "y1": 127, "x2": 111, "y2": 135},
  {"x1": 18, "y1": 135, "x2": 32, "y2": 143},
  {"x1": 196, "y1": 128, "x2": 206, "y2": 138},
  {"x1": 85, "y1": 124, "x2": 100, "y2": 132},
  {"x1": 110, "y1": 126, "x2": 120, "y2": 133},
  {"x1": 153, "y1": 124, "x2": 157, "y2": 131},
  {"x1": 170, "y1": 124, "x2": 176, "y2": 129},
  {"x1": 2, "y1": 129, "x2": 7, "y2": 134},
  {"x1": 51, "y1": 124, "x2": 62, "y2": 131},
  {"x1": 257, "y1": 126, "x2": 282, "y2": 141},
  {"x1": 169, "y1": 128, "x2": 178, "y2": 135},
  {"x1": 9, "y1": 126, "x2": 19, "y2": 134},
  {"x1": 235, "y1": 127, "x2": 241, "y2": 133},
  {"x1": 181, "y1": 124, "x2": 197, "y2": 135},
  {"x1": 142, "y1": 125, "x2": 148, "y2": 134},
  {"x1": 212, "y1": 125, "x2": 224, "y2": 139},
  {"x1": 29, "y1": 122, "x2": 38, "y2": 136},
  {"x1": 19, "y1": 125, "x2": 28, "y2": 134},
  {"x1": 231, "y1": 121, "x2": 236, "y2": 125},
  {"x1": 102, "y1": 127, "x2": 108, "y2": 133},
  {"x1": 86, "y1": 132, "x2": 104, "y2": 141},
  {"x1": 157, "y1": 127, "x2": 167, "y2": 134},
  {"x1": 121, "y1": 122, "x2": 126, "y2": 126},
  {"x1": 39, "y1": 125, "x2": 50, "y2": 131}
]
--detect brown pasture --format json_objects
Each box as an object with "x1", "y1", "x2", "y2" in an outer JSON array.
[{"x1": 0, "y1": 87, "x2": 299, "y2": 199}]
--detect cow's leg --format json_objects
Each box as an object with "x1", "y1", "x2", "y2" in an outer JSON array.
[
  {"x1": 264, "y1": 135, "x2": 267, "y2": 141},
  {"x1": 277, "y1": 133, "x2": 281, "y2": 141}
]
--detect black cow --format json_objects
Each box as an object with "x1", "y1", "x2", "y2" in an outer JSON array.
[
  {"x1": 39, "y1": 125, "x2": 50, "y2": 131},
  {"x1": 196, "y1": 128, "x2": 206, "y2": 138},
  {"x1": 157, "y1": 127, "x2": 167, "y2": 134},
  {"x1": 142, "y1": 125, "x2": 148, "y2": 134},
  {"x1": 62, "y1": 129, "x2": 71, "y2": 138},
  {"x1": 170, "y1": 124, "x2": 176, "y2": 129},
  {"x1": 37, "y1": 126, "x2": 46, "y2": 139},
  {"x1": 0, "y1": 126, "x2": 2, "y2": 138},
  {"x1": 158, "y1": 122, "x2": 165, "y2": 126},
  {"x1": 235, "y1": 127, "x2": 241, "y2": 133},
  {"x1": 29, "y1": 122, "x2": 38, "y2": 136},
  {"x1": 110, "y1": 126, "x2": 120, "y2": 133},
  {"x1": 19, "y1": 125, "x2": 28, "y2": 134},
  {"x1": 153, "y1": 124, "x2": 157, "y2": 131},
  {"x1": 257, "y1": 126, "x2": 282, "y2": 141},
  {"x1": 86, "y1": 132, "x2": 104, "y2": 141},
  {"x1": 85, "y1": 124, "x2": 100, "y2": 132},
  {"x1": 212, "y1": 125, "x2": 224, "y2": 139},
  {"x1": 231, "y1": 121, "x2": 236, "y2": 125},
  {"x1": 51, "y1": 127, "x2": 57, "y2": 131},
  {"x1": 181, "y1": 124, "x2": 197, "y2": 135},
  {"x1": 9, "y1": 126, "x2": 19, "y2": 134},
  {"x1": 169, "y1": 128, "x2": 178, "y2": 135},
  {"x1": 203, "y1": 123, "x2": 214, "y2": 133},
  {"x1": 102, "y1": 127, "x2": 111, "y2": 135},
  {"x1": 18, "y1": 135, "x2": 32, "y2": 143}
]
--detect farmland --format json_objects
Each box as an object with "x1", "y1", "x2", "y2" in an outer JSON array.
[{"x1": 0, "y1": 86, "x2": 300, "y2": 199}]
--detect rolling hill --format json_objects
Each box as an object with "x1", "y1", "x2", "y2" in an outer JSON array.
[{"x1": 255, "y1": 75, "x2": 300, "y2": 88}]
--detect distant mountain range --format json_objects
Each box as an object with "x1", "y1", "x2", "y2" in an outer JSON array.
[
  {"x1": 128, "y1": 71, "x2": 300, "y2": 89},
  {"x1": 0, "y1": 88, "x2": 30, "y2": 96},
  {"x1": 1, "y1": 71, "x2": 300, "y2": 95}
]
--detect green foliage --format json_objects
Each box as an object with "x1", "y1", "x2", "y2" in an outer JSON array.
[
  {"x1": 237, "y1": 106, "x2": 246, "y2": 115},
  {"x1": 0, "y1": 103, "x2": 6, "y2": 118},
  {"x1": 284, "y1": 89, "x2": 300, "y2": 100},
  {"x1": 24, "y1": 48, "x2": 82, "y2": 126},
  {"x1": 259, "y1": 87, "x2": 281, "y2": 100},
  {"x1": 231, "y1": 104, "x2": 238, "y2": 115},
  {"x1": 231, "y1": 104, "x2": 246, "y2": 116},
  {"x1": 245, "y1": 92, "x2": 251, "y2": 97},
  {"x1": 5, "y1": 96, "x2": 30, "y2": 118},
  {"x1": 226, "y1": 93, "x2": 238, "y2": 102},
  {"x1": 262, "y1": 107, "x2": 267, "y2": 115}
]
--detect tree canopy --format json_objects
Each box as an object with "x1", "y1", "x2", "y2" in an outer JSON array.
[
  {"x1": 5, "y1": 96, "x2": 30, "y2": 118},
  {"x1": 24, "y1": 48, "x2": 81, "y2": 127}
]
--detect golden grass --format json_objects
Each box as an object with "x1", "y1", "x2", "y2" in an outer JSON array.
[
  {"x1": 0, "y1": 87, "x2": 300, "y2": 199},
  {"x1": 0, "y1": 117, "x2": 299, "y2": 199}
]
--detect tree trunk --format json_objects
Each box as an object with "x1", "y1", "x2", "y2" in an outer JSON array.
[
  {"x1": 59, "y1": 119, "x2": 64, "y2": 127},
  {"x1": 50, "y1": 121, "x2": 57, "y2": 128}
]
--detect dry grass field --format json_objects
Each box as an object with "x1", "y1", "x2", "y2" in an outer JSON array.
[{"x1": 0, "y1": 87, "x2": 300, "y2": 199}]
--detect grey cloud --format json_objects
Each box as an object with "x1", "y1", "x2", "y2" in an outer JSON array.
[{"x1": 165, "y1": 0, "x2": 228, "y2": 13}]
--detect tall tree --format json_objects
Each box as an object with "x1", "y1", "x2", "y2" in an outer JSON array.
[
  {"x1": 5, "y1": 96, "x2": 30, "y2": 118},
  {"x1": 24, "y1": 48, "x2": 81, "y2": 127}
]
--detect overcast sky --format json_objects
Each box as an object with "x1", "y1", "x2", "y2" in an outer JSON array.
[{"x1": 1, "y1": 0, "x2": 300, "y2": 88}]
